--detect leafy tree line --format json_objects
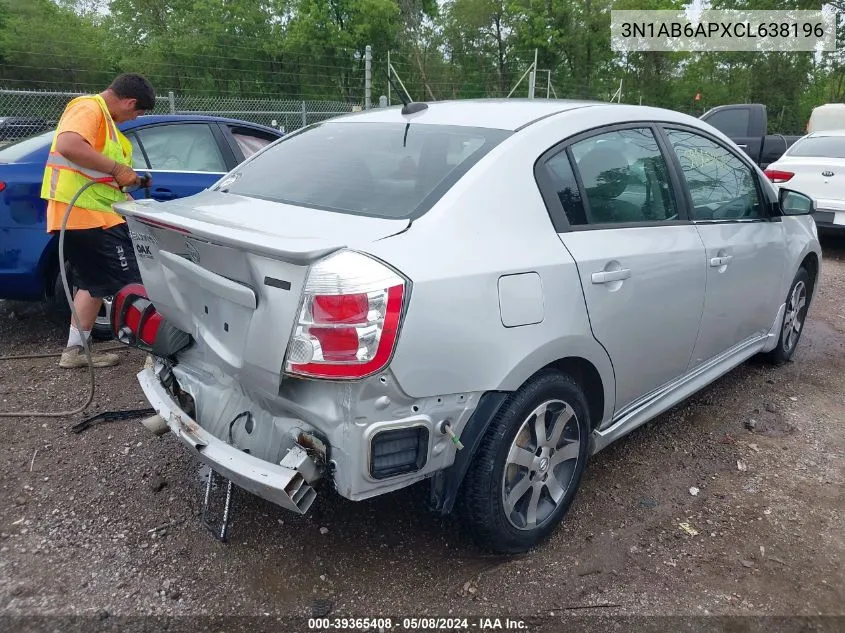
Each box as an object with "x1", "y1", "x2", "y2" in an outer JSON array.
[{"x1": 0, "y1": 0, "x2": 842, "y2": 133}]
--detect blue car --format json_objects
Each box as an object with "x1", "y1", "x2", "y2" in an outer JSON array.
[{"x1": 0, "y1": 114, "x2": 283, "y2": 338}]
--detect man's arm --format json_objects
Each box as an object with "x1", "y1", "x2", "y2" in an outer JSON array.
[
  {"x1": 55, "y1": 131, "x2": 119, "y2": 174},
  {"x1": 54, "y1": 131, "x2": 139, "y2": 186}
]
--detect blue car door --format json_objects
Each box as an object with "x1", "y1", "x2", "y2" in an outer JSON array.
[{"x1": 124, "y1": 122, "x2": 231, "y2": 202}]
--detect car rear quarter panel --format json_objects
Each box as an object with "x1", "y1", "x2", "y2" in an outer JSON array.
[{"x1": 365, "y1": 109, "x2": 641, "y2": 426}]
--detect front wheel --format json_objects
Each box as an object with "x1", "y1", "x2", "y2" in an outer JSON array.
[
  {"x1": 460, "y1": 370, "x2": 591, "y2": 554},
  {"x1": 762, "y1": 267, "x2": 811, "y2": 365},
  {"x1": 50, "y1": 264, "x2": 114, "y2": 341}
]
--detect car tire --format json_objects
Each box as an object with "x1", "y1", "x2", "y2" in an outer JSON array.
[
  {"x1": 50, "y1": 264, "x2": 114, "y2": 341},
  {"x1": 763, "y1": 267, "x2": 811, "y2": 365},
  {"x1": 460, "y1": 370, "x2": 591, "y2": 554}
]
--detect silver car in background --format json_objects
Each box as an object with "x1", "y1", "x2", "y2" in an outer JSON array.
[{"x1": 112, "y1": 100, "x2": 822, "y2": 554}]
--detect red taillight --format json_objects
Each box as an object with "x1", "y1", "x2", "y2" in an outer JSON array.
[
  {"x1": 0, "y1": 181, "x2": 6, "y2": 193},
  {"x1": 285, "y1": 251, "x2": 408, "y2": 380},
  {"x1": 113, "y1": 283, "x2": 157, "y2": 345},
  {"x1": 309, "y1": 326, "x2": 360, "y2": 361},
  {"x1": 111, "y1": 283, "x2": 188, "y2": 355},
  {"x1": 139, "y1": 311, "x2": 162, "y2": 346},
  {"x1": 764, "y1": 169, "x2": 794, "y2": 183},
  {"x1": 111, "y1": 283, "x2": 147, "y2": 335},
  {"x1": 313, "y1": 293, "x2": 369, "y2": 324}
]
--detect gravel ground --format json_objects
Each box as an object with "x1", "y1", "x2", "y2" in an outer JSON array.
[{"x1": 1, "y1": 238, "x2": 844, "y2": 632}]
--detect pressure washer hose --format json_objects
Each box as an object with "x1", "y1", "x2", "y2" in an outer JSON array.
[{"x1": 0, "y1": 178, "x2": 130, "y2": 418}]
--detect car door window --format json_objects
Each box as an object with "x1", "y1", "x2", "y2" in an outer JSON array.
[
  {"x1": 135, "y1": 124, "x2": 226, "y2": 172},
  {"x1": 228, "y1": 126, "x2": 277, "y2": 159},
  {"x1": 665, "y1": 128, "x2": 763, "y2": 221},
  {"x1": 126, "y1": 132, "x2": 149, "y2": 169},
  {"x1": 544, "y1": 127, "x2": 678, "y2": 226},
  {"x1": 703, "y1": 109, "x2": 750, "y2": 137},
  {"x1": 541, "y1": 150, "x2": 587, "y2": 226}
]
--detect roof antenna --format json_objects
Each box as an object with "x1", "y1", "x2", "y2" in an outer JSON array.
[{"x1": 385, "y1": 68, "x2": 428, "y2": 116}]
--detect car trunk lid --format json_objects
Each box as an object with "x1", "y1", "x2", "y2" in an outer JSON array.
[
  {"x1": 773, "y1": 157, "x2": 845, "y2": 200},
  {"x1": 114, "y1": 190, "x2": 409, "y2": 395}
]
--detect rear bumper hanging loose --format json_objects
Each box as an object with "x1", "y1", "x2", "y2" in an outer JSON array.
[{"x1": 136, "y1": 367, "x2": 320, "y2": 514}]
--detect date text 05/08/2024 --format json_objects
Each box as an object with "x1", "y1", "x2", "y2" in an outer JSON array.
[{"x1": 307, "y1": 617, "x2": 529, "y2": 631}]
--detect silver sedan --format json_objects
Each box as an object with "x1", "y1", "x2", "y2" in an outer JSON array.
[{"x1": 113, "y1": 99, "x2": 822, "y2": 554}]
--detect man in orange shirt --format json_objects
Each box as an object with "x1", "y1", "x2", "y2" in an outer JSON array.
[{"x1": 42, "y1": 73, "x2": 155, "y2": 368}]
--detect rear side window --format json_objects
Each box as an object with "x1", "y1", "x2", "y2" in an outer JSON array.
[
  {"x1": 541, "y1": 152, "x2": 587, "y2": 225},
  {"x1": 541, "y1": 127, "x2": 678, "y2": 227},
  {"x1": 704, "y1": 109, "x2": 750, "y2": 138},
  {"x1": 221, "y1": 122, "x2": 510, "y2": 219},
  {"x1": 787, "y1": 135, "x2": 845, "y2": 158},
  {"x1": 229, "y1": 126, "x2": 277, "y2": 159}
]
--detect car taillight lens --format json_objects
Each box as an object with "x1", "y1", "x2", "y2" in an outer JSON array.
[
  {"x1": 0, "y1": 181, "x2": 6, "y2": 193},
  {"x1": 764, "y1": 169, "x2": 794, "y2": 183},
  {"x1": 285, "y1": 251, "x2": 408, "y2": 379},
  {"x1": 112, "y1": 283, "x2": 161, "y2": 346},
  {"x1": 111, "y1": 283, "x2": 191, "y2": 356}
]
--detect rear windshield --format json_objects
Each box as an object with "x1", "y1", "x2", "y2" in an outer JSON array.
[
  {"x1": 219, "y1": 121, "x2": 511, "y2": 219},
  {"x1": 0, "y1": 131, "x2": 53, "y2": 163},
  {"x1": 787, "y1": 136, "x2": 845, "y2": 159}
]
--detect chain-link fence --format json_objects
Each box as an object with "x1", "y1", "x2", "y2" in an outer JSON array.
[
  {"x1": 168, "y1": 95, "x2": 362, "y2": 132},
  {"x1": 0, "y1": 44, "x2": 594, "y2": 147},
  {"x1": 0, "y1": 88, "x2": 365, "y2": 145}
]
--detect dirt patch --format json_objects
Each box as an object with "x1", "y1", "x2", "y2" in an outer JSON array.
[{"x1": 1, "y1": 238, "x2": 844, "y2": 626}]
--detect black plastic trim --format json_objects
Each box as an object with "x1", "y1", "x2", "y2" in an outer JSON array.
[
  {"x1": 264, "y1": 276, "x2": 291, "y2": 291},
  {"x1": 430, "y1": 391, "x2": 510, "y2": 515},
  {"x1": 370, "y1": 426, "x2": 429, "y2": 479}
]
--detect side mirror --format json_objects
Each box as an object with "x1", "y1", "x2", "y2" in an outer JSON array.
[{"x1": 779, "y1": 188, "x2": 814, "y2": 216}]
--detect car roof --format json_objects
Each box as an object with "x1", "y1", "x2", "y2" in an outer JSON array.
[
  {"x1": 805, "y1": 129, "x2": 845, "y2": 138},
  {"x1": 119, "y1": 114, "x2": 280, "y2": 134},
  {"x1": 325, "y1": 98, "x2": 607, "y2": 131}
]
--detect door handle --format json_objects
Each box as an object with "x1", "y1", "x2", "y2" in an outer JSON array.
[
  {"x1": 591, "y1": 268, "x2": 631, "y2": 284},
  {"x1": 710, "y1": 255, "x2": 733, "y2": 267},
  {"x1": 153, "y1": 188, "x2": 177, "y2": 201}
]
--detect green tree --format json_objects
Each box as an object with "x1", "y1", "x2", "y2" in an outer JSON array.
[{"x1": 0, "y1": 0, "x2": 114, "y2": 90}]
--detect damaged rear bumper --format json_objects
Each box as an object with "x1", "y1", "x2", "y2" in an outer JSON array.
[{"x1": 136, "y1": 367, "x2": 319, "y2": 514}]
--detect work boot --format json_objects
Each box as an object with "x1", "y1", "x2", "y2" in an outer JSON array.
[{"x1": 59, "y1": 345, "x2": 120, "y2": 369}]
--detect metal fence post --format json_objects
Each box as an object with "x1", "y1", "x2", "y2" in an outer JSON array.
[
  {"x1": 168, "y1": 91, "x2": 176, "y2": 114},
  {"x1": 528, "y1": 49, "x2": 537, "y2": 99},
  {"x1": 365, "y1": 45, "x2": 372, "y2": 110},
  {"x1": 301, "y1": 101, "x2": 307, "y2": 128}
]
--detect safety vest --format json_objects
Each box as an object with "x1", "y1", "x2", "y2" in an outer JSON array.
[{"x1": 40, "y1": 94, "x2": 133, "y2": 215}]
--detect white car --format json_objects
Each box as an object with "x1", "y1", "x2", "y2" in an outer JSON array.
[{"x1": 765, "y1": 130, "x2": 845, "y2": 232}]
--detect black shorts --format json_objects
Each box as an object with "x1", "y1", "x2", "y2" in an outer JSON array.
[{"x1": 62, "y1": 223, "x2": 142, "y2": 298}]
